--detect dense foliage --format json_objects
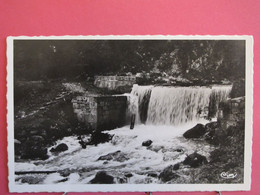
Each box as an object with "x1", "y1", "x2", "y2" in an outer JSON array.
[{"x1": 14, "y1": 40, "x2": 245, "y2": 82}]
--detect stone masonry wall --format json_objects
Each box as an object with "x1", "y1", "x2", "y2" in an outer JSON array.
[
  {"x1": 72, "y1": 95, "x2": 127, "y2": 131},
  {"x1": 94, "y1": 76, "x2": 136, "y2": 93},
  {"x1": 96, "y1": 96, "x2": 127, "y2": 130},
  {"x1": 72, "y1": 96, "x2": 98, "y2": 130},
  {"x1": 218, "y1": 96, "x2": 245, "y2": 129}
]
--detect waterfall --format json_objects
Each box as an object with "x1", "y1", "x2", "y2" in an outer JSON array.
[
  {"x1": 128, "y1": 85, "x2": 153, "y2": 124},
  {"x1": 129, "y1": 84, "x2": 232, "y2": 126}
]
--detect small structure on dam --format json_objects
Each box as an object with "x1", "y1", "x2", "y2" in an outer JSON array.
[
  {"x1": 72, "y1": 95, "x2": 127, "y2": 131},
  {"x1": 94, "y1": 75, "x2": 136, "y2": 93}
]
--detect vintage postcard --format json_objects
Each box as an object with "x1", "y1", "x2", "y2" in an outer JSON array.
[{"x1": 7, "y1": 35, "x2": 253, "y2": 192}]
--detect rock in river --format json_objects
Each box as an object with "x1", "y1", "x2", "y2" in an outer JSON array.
[
  {"x1": 90, "y1": 171, "x2": 114, "y2": 184},
  {"x1": 142, "y1": 140, "x2": 153, "y2": 147},
  {"x1": 50, "y1": 143, "x2": 68, "y2": 153},
  {"x1": 97, "y1": 150, "x2": 129, "y2": 162},
  {"x1": 183, "y1": 124, "x2": 206, "y2": 138}
]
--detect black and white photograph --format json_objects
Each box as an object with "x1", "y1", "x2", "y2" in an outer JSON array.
[{"x1": 7, "y1": 36, "x2": 253, "y2": 192}]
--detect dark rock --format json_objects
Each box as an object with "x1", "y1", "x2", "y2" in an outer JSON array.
[
  {"x1": 124, "y1": 172, "x2": 133, "y2": 178},
  {"x1": 183, "y1": 124, "x2": 206, "y2": 138},
  {"x1": 88, "y1": 132, "x2": 113, "y2": 146},
  {"x1": 79, "y1": 140, "x2": 87, "y2": 149},
  {"x1": 58, "y1": 169, "x2": 71, "y2": 177},
  {"x1": 117, "y1": 177, "x2": 127, "y2": 183},
  {"x1": 175, "y1": 148, "x2": 184, "y2": 153},
  {"x1": 50, "y1": 143, "x2": 68, "y2": 153},
  {"x1": 147, "y1": 172, "x2": 158, "y2": 177},
  {"x1": 97, "y1": 150, "x2": 129, "y2": 162},
  {"x1": 159, "y1": 165, "x2": 179, "y2": 182},
  {"x1": 173, "y1": 163, "x2": 180, "y2": 170},
  {"x1": 56, "y1": 178, "x2": 69, "y2": 183},
  {"x1": 90, "y1": 171, "x2": 114, "y2": 184},
  {"x1": 142, "y1": 140, "x2": 153, "y2": 147},
  {"x1": 183, "y1": 152, "x2": 208, "y2": 168}
]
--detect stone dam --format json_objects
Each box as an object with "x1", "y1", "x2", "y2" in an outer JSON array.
[{"x1": 71, "y1": 83, "x2": 243, "y2": 132}]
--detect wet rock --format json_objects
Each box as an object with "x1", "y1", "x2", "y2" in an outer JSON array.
[
  {"x1": 117, "y1": 177, "x2": 127, "y2": 183},
  {"x1": 175, "y1": 148, "x2": 184, "y2": 153},
  {"x1": 97, "y1": 150, "x2": 129, "y2": 162},
  {"x1": 50, "y1": 143, "x2": 68, "y2": 153},
  {"x1": 58, "y1": 168, "x2": 71, "y2": 177},
  {"x1": 90, "y1": 171, "x2": 114, "y2": 184},
  {"x1": 147, "y1": 171, "x2": 158, "y2": 177},
  {"x1": 88, "y1": 132, "x2": 113, "y2": 146},
  {"x1": 159, "y1": 165, "x2": 179, "y2": 182},
  {"x1": 183, "y1": 124, "x2": 206, "y2": 138},
  {"x1": 173, "y1": 163, "x2": 180, "y2": 170},
  {"x1": 142, "y1": 140, "x2": 153, "y2": 147},
  {"x1": 183, "y1": 152, "x2": 208, "y2": 168},
  {"x1": 79, "y1": 140, "x2": 87, "y2": 149},
  {"x1": 124, "y1": 172, "x2": 133, "y2": 178},
  {"x1": 56, "y1": 178, "x2": 69, "y2": 183}
]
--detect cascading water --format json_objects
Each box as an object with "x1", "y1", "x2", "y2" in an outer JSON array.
[
  {"x1": 129, "y1": 84, "x2": 232, "y2": 126},
  {"x1": 128, "y1": 84, "x2": 153, "y2": 124}
]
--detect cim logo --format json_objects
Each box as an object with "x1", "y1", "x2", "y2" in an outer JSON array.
[{"x1": 220, "y1": 171, "x2": 237, "y2": 179}]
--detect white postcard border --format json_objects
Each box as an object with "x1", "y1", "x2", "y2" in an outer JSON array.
[{"x1": 6, "y1": 35, "x2": 254, "y2": 192}]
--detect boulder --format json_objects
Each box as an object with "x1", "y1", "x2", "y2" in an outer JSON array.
[
  {"x1": 124, "y1": 172, "x2": 133, "y2": 178},
  {"x1": 183, "y1": 124, "x2": 206, "y2": 138},
  {"x1": 147, "y1": 171, "x2": 158, "y2": 177},
  {"x1": 88, "y1": 132, "x2": 113, "y2": 146},
  {"x1": 183, "y1": 152, "x2": 207, "y2": 168},
  {"x1": 50, "y1": 143, "x2": 68, "y2": 153},
  {"x1": 142, "y1": 140, "x2": 153, "y2": 147},
  {"x1": 175, "y1": 148, "x2": 184, "y2": 153},
  {"x1": 97, "y1": 150, "x2": 129, "y2": 162},
  {"x1": 173, "y1": 163, "x2": 180, "y2": 170},
  {"x1": 159, "y1": 165, "x2": 179, "y2": 182},
  {"x1": 90, "y1": 171, "x2": 114, "y2": 184}
]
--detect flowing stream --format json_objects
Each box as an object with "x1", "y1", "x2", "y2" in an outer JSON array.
[{"x1": 15, "y1": 84, "x2": 232, "y2": 184}]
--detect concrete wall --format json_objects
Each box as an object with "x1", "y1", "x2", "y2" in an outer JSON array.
[
  {"x1": 94, "y1": 76, "x2": 136, "y2": 93},
  {"x1": 72, "y1": 95, "x2": 127, "y2": 131}
]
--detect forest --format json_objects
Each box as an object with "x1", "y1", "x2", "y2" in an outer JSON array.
[{"x1": 14, "y1": 39, "x2": 245, "y2": 83}]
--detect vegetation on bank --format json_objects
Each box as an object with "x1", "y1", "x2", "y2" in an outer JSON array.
[{"x1": 14, "y1": 40, "x2": 245, "y2": 83}]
